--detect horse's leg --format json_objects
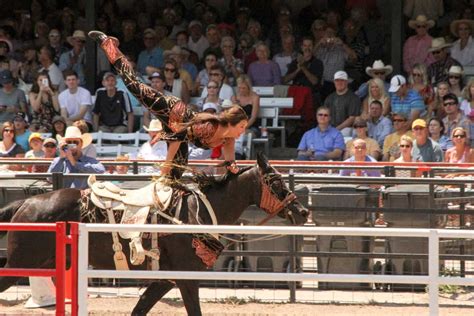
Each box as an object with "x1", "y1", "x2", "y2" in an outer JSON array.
[
  {"x1": 176, "y1": 280, "x2": 201, "y2": 316},
  {"x1": 131, "y1": 280, "x2": 174, "y2": 315}
]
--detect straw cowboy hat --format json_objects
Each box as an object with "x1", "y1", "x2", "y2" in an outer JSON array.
[
  {"x1": 448, "y1": 65, "x2": 464, "y2": 76},
  {"x1": 428, "y1": 37, "x2": 452, "y2": 52},
  {"x1": 365, "y1": 60, "x2": 393, "y2": 77},
  {"x1": 163, "y1": 45, "x2": 185, "y2": 59},
  {"x1": 450, "y1": 19, "x2": 474, "y2": 37},
  {"x1": 143, "y1": 119, "x2": 163, "y2": 132},
  {"x1": 408, "y1": 15, "x2": 435, "y2": 30},
  {"x1": 56, "y1": 126, "x2": 93, "y2": 148},
  {"x1": 67, "y1": 30, "x2": 86, "y2": 46}
]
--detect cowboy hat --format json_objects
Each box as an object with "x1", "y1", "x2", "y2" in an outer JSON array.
[
  {"x1": 450, "y1": 19, "x2": 474, "y2": 37},
  {"x1": 408, "y1": 15, "x2": 435, "y2": 30},
  {"x1": 366, "y1": 60, "x2": 393, "y2": 77},
  {"x1": 163, "y1": 45, "x2": 184, "y2": 58},
  {"x1": 448, "y1": 65, "x2": 463, "y2": 76},
  {"x1": 143, "y1": 119, "x2": 163, "y2": 132},
  {"x1": 428, "y1": 37, "x2": 452, "y2": 52},
  {"x1": 56, "y1": 126, "x2": 92, "y2": 148},
  {"x1": 67, "y1": 30, "x2": 86, "y2": 46}
]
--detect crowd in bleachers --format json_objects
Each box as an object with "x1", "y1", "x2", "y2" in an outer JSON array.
[{"x1": 0, "y1": 0, "x2": 473, "y2": 166}]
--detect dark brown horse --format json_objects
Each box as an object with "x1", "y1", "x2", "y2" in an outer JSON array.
[{"x1": 0, "y1": 153, "x2": 308, "y2": 315}]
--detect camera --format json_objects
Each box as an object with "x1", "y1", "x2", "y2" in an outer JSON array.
[
  {"x1": 62, "y1": 143, "x2": 77, "y2": 151},
  {"x1": 42, "y1": 78, "x2": 49, "y2": 87}
]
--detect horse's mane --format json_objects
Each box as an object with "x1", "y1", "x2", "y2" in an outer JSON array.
[{"x1": 192, "y1": 166, "x2": 253, "y2": 192}]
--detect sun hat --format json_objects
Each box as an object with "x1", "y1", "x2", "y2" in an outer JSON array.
[
  {"x1": 28, "y1": 133, "x2": 43, "y2": 143},
  {"x1": 163, "y1": 45, "x2": 184, "y2": 58},
  {"x1": 43, "y1": 138, "x2": 57, "y2": 146},
  {"x1": 428, "y1": 37, "x2": 452, "y2": 52},
  {"x1": 412, "y1": 119, "x2": 427, "y2": 129},
  {"x1": 56, "y1": 126, "x2": 92, "y2": 147},
  {"x1": 365, "y1": 60, "x2": 393, "y2": 77},
  {"x1": 334, "y1": 70, "x2": 348, "y2": 81},
  {"x1": 66, "y1": 30, "x2": 86, "y2": 46},
  {"x1": 450, "y1": 19, "x2": 474, "y2": 37},
  {"x1": 202, "y1": 102, "x2": 219, "y2": 113},
  {"x1": 448, "y1": 65, "x2": 463, "y2": 76},
  {"x1": 143, "y1": 119, "x2": 163, "y2": 132},
  {"x1": 408, "y1": 15, "x2": 435, "y2": 30},
  {"x1": 389, "y1": 75, "x2": 407, "y2": 93}
]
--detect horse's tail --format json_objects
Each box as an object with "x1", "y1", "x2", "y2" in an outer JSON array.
[{"x1": 0, "y1": 199, "x2": 25, "y2": 234}]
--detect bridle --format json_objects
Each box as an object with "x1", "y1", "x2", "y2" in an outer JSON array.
[{"x1": 257, "y1": 171, "x2": 297, "y2": 225}]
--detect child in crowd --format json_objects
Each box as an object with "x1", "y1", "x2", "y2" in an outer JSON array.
[{"x1": 25, "y1": 133, "x2": 44, "y2": 158}]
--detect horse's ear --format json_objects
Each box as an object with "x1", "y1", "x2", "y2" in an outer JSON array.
[{"x1": 257, "y1": 152, "x2": 270, "y2": 171}]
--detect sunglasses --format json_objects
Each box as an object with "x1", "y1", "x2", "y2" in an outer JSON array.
[
  {"x1": 354, "y1": 146, "x2": 366, "y2": 150},
  {"x1": 3, "y1": 129, "x2": 14, "y2": 133},
  {"x1": 164, "y1": 68, "x2": 176, "y2": 72},
  {"x1": 412, "y1": 73, "x2": 422, "y2": 77},
  {"x1": 207, "y1": 85, "x2": 218, "y2": 89},
  {"x1": 453, "y1": 134, "x2": 466, "y2": 138},
  {"x1": 432, "y1": 50, "x2": 442, "y2": 55},
  {"x1": 399, "y1": 144, "x2": 411, "y2": 148},
  {"x1": 373, "y1": 71, "x2": 385, "y2": 76},
  {"x1": 413, "y1": 127, "x2": 425, "y2": 131},
  {"x1": 144, "y1": 37, "x2": 155, "y2": 40},
  {"x1": 393, "y1": 119, "x2": 406, "y2": 122},
  {"x1": 416, "y1": 25, "x2": 427, "y2": 29},
  {"x1": 443, "y1": 101, "x2": 457, "y2": 107},
  {"x1": 44, "y1": 143, "x2": 56, "y2": 148},
  {"x1": 449, "y1": 76, "x2": 460, "y2": 79},
  {"x1": 209, "y1": 73, "x2": 221, "y2": 76},
  {"x1": 458, "y1": 27, "x2": 470, "y2": 31},
  {"x1": 317, "y1": 113, "x2": 329, "y2": 117},
  {"x1": 66, "y1": 140, "x2": 80, "y2": 145}
]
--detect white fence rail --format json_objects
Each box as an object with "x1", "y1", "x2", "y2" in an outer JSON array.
[{"x1": 77, "y1": 224, "x2": 474, "y2": 316}]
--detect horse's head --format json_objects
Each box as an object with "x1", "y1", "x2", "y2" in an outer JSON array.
[{"x1": 255, "y1": 152, "x2": 309, "y2": 225}]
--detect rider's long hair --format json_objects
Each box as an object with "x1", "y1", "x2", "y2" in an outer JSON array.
[{"x1": 181, "y1": 105, "x2": 248, "y2": 130}]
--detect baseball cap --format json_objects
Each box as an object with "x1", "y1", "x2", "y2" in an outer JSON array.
[
  {"x1": 334, "y1": 71, "x2": 348, "y2": 81},
  {"x1": 412, "y1": 119, "x2": 427, "y2": 129},
  {"x1": 221, "y1": 99, "x2": 233, "y2": 109},
  {"x1": 43, "y1": 138, "x2": 57, "y2": 146},
  {"x1": 143, "y1": 28, "x2": 157, "y2": 37},
  {"x1": 148, "y1": 71, "x2": 163, "y2": 80},
  {"x1": 102, "y1": 72, "x2": 115, "y2": 80},
  {"x1": 14, "y1": 112, "x2": 27, "y2": 122},
  {"x1": 28, "y1": 133, "x2": 43, "y2": 143},
  {"x1": 189, "y1": 20, "x2": 202, "y2": 29},
  {"x1": 389, "y1": 75, "x2": 407, "y2": 93},
  {"x1": 203, "y1": 102, "x2": 219, "y2": 113}
]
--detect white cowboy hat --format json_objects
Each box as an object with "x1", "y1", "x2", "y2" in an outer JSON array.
[
  {"x1": 448, "y1": 65, "x2": 464, "y2": 75},
  {"x1": 143, "y1": 119, "x2": 163, "y2": 132},
  {"x1": 428, "y1": 37, "x2": 452, "y2": 52},
  {"x1": 365, "y1": 60, "x2": 393, "y2": 77},
  {"x1": 450, "y1": 19, "x2": 474, "y2": 37},
  {"x1": 66, "y1": 30, "x2": 86, "y2": 46},
  {"x1": 408, "y1": 15, "x2": 435, "y2": 30},
  {"x1": 56, "y1": 126, "x2": 92, "y2": 148}
]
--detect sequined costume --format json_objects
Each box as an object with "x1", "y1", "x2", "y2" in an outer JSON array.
[{"x1": 98, "y1": 36, "x2": 222, "y2": 178}]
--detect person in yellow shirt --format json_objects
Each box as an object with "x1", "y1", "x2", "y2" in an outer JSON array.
[{"x1": 382, "y1": 113, "x2": 414, "y2": 161}]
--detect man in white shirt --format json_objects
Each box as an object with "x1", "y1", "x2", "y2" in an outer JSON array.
[
  {"x1": 187, "y1": 20, "x2": 209, "y2": 60},
  {"x1": 138, "y1": 119, "x2": 168, "y2": 173},
  {"x1": 58, "y1": 70, "x2": 93, "y2": 128},
  {"x1": 38, "y1": 45, "x2": 65, "y2": 92}
]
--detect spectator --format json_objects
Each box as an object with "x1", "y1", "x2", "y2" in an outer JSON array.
[
  {"x1": 344, "y1": 118, "x2": 381, "y2": 160},
  {"x1": 449, "y1": 19, "x2": 474, "y2": 68},
  {"x1": 72, "y1": 120, "x2": 96, "y2": 159},
  {"x1": 118, "y1": 19, "x2": 141, "y2": 61},
  {"x1": 231, "y1": 74, "x2": 260, "y2": 134},
  {"x1": 163, "y1": 45, "x2": 195, "y2": 91},
  {"x1": 137, "y1": 28, "x2": 164, "y2": 75},
  {"x1": 29, "y1": 72, "x2": 60, "y2": 133},
  {"x1": 155, "y1": 22, "x2": 177, "y2": 52},
  {"x1": 361, "y1": 78, "x2": 391, "y2": 118},
  {"x1": 324, "y1": 71, "x2": 361, "y2": 137},
  {"x1": 296, "y1": 106, "x2": 345, "y2": 161},
  {"x1": 0, "y1": 70, "x2": 27, "y2": 123},
  {"x1": 427, "y1": 81, "x2": 449, "y2": 119},
  {"x1": 445, "y1": 127, "x2": 473, "y2": 163},
  {"x1": 143, "y1": 71, "x2": 171, "y2": 128},
  {"x1": 366, "y1": 100, "x2": 392, "y2": 148},
  {"x1": 310, "y1": 19, "x2": 327, "y2": 47},
  {"x1": 341, "y1": 18, "x2": 367, "y2": 88},
  {"x1": 403, "y1": 15, "x2": 435, "y2": 74},
  {"x1": 202, "y1": 102, "x2": 219, "y2": 114},
  {"x1": 195, "y1": 51, "x2": 218, "y2": 95},
  {"x1": 408, "y1": 63, "x2": 434, "y2": 107},
  {"x1": 428, "y1": 117, "x2": 451, "y2": 151},
  {"x1": 339, "y1": 139, "x2": 381, "y2": 177},
  {"x1": 13, "y1": 112, "x2": 31, "y2": 152},
  {"x1": 447, "y1": 65, "x2": 464, "y2": 99},
  {"x1": 59, "y1": 70, "x2": 93, "y2": 128},
  {"x1": 441, "y1": 93, "x2": 470, "y2": 138},
  {"x1": 427, "y1": 38, "x2": 461, "y2": 86},
  {"x1": 187, "y1": 20, "x2": 209, "y2": 60},
  {"x1": 246, "y1": 20, "x2": 267, "y2": 48},
  {"x1": 25, "y1": 133, "x2": 44, "y2": 158},
  {"x1": 403, "y1": 0, "x2": 444, "y2": 22},
  {"x1": 0, "y1": 121, "x2": 25, "y2": 171},
  {"x1": 394, "y1": 135, "x2": 414, "y2": 163},
  {"x1": 38, "y1": 45, "x2": 65, "y2": 92},
  {"x1": 460, "y1": 78, "x2": 474, "y2": 117},
  {"x1": 113, "y1": 154, "x2": 130, "y2": 175},
  {"x1": 247, "y1": 42, "x2": 281, "y2": 87},
  {"x1": 52, "y1": 115, "x2": 66, "y2": 139},
  {"x1": 92, "y1": 72, "x2": 134, "y2": 133},
  {"x1": 219, "y1": 36, "x2": 244, "y2": 87},
  {"x1": 273, "y1": 34, "x2": 298, "y2": 77},
  {"x1": 47, "y1": 126, "x2": 105, "y2": 189},
  {"x1": 356, "y1": 60, "x2": 392, "y2": 100},
  {"x1": 137, "y1": 119, "x2": 167, "y2": 163},
  {"x1": 283, "y1": 37, "x2": 324, "y2": 105},
  {"x1": 196, "y1": 80, "x2": 222, "y2": 111},
  {"x1": 47, "y1": 29, "x2": 68, "y2": 65},
  {"x1": 31, "y1": 137, "x2": 57, "y2": 173},
  {"x1": 160, "y1": 59, "x2": 189, "y2": 103},
  {"x1": 188, "y1": 142, "x2": 212, "y2": 160},
  {"x1": 202, "y1": 24, "x2": 222, "y2": 59},
  {"x1": 59, "y1": 30, "x2": 87, "y2": 86},
  {"x1": 411, "y1": 118, "x2": 444, "y2": 162},
  {"x1": 383, "y1": 113, "x2": 413, "y2": 161},
  {"x1": 388, "y1": 75, "x2": 425, "y2": 123},
  {"x1": 18, "y1": 44, "x2": 40, "y2": 85},
  {"x1": 200, "y1": 64, "x2": 234, "y2": 100}
]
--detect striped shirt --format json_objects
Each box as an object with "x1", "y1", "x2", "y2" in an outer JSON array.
[{"x1": 390, "y1": 89, "x2": 425, "y2": 117}]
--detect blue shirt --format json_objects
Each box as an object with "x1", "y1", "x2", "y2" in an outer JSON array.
[
  {"x1": 390, "y1": 89, "x2": 425, "y2": 117},
  {"x1": 367, "y1": 116, "x2": 393, "y2": 148},
  {"x1": 339, "y1": 155, "x2": 381, "y2": 177},
  {"x1": 47, "y1": 155, "x2": 105, "y2": 189},
  {"x1": 59, "y1": 49, "x2": 86, "y2": 86},
  {"x1": 137, "y1": 47, "x2": 164, "y2": 75},
  {"x1": 15, "y1": 130, "x2": 32, "y2": 152},
  {"x1": 297, "y1": 126, "x2": 345, "y2": 156}
]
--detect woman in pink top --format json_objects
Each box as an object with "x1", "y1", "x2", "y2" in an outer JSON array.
[
  {"x1": 403, "y1": 15, "x2": 435, "y2": 73},
  {"x1": 444, "y1": 127, "x2": 474, "y2": 163}
]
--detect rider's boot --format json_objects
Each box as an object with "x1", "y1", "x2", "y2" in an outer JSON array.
[{"x1": 88, "y1": 31, "x2": 123, "y2": 64}]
